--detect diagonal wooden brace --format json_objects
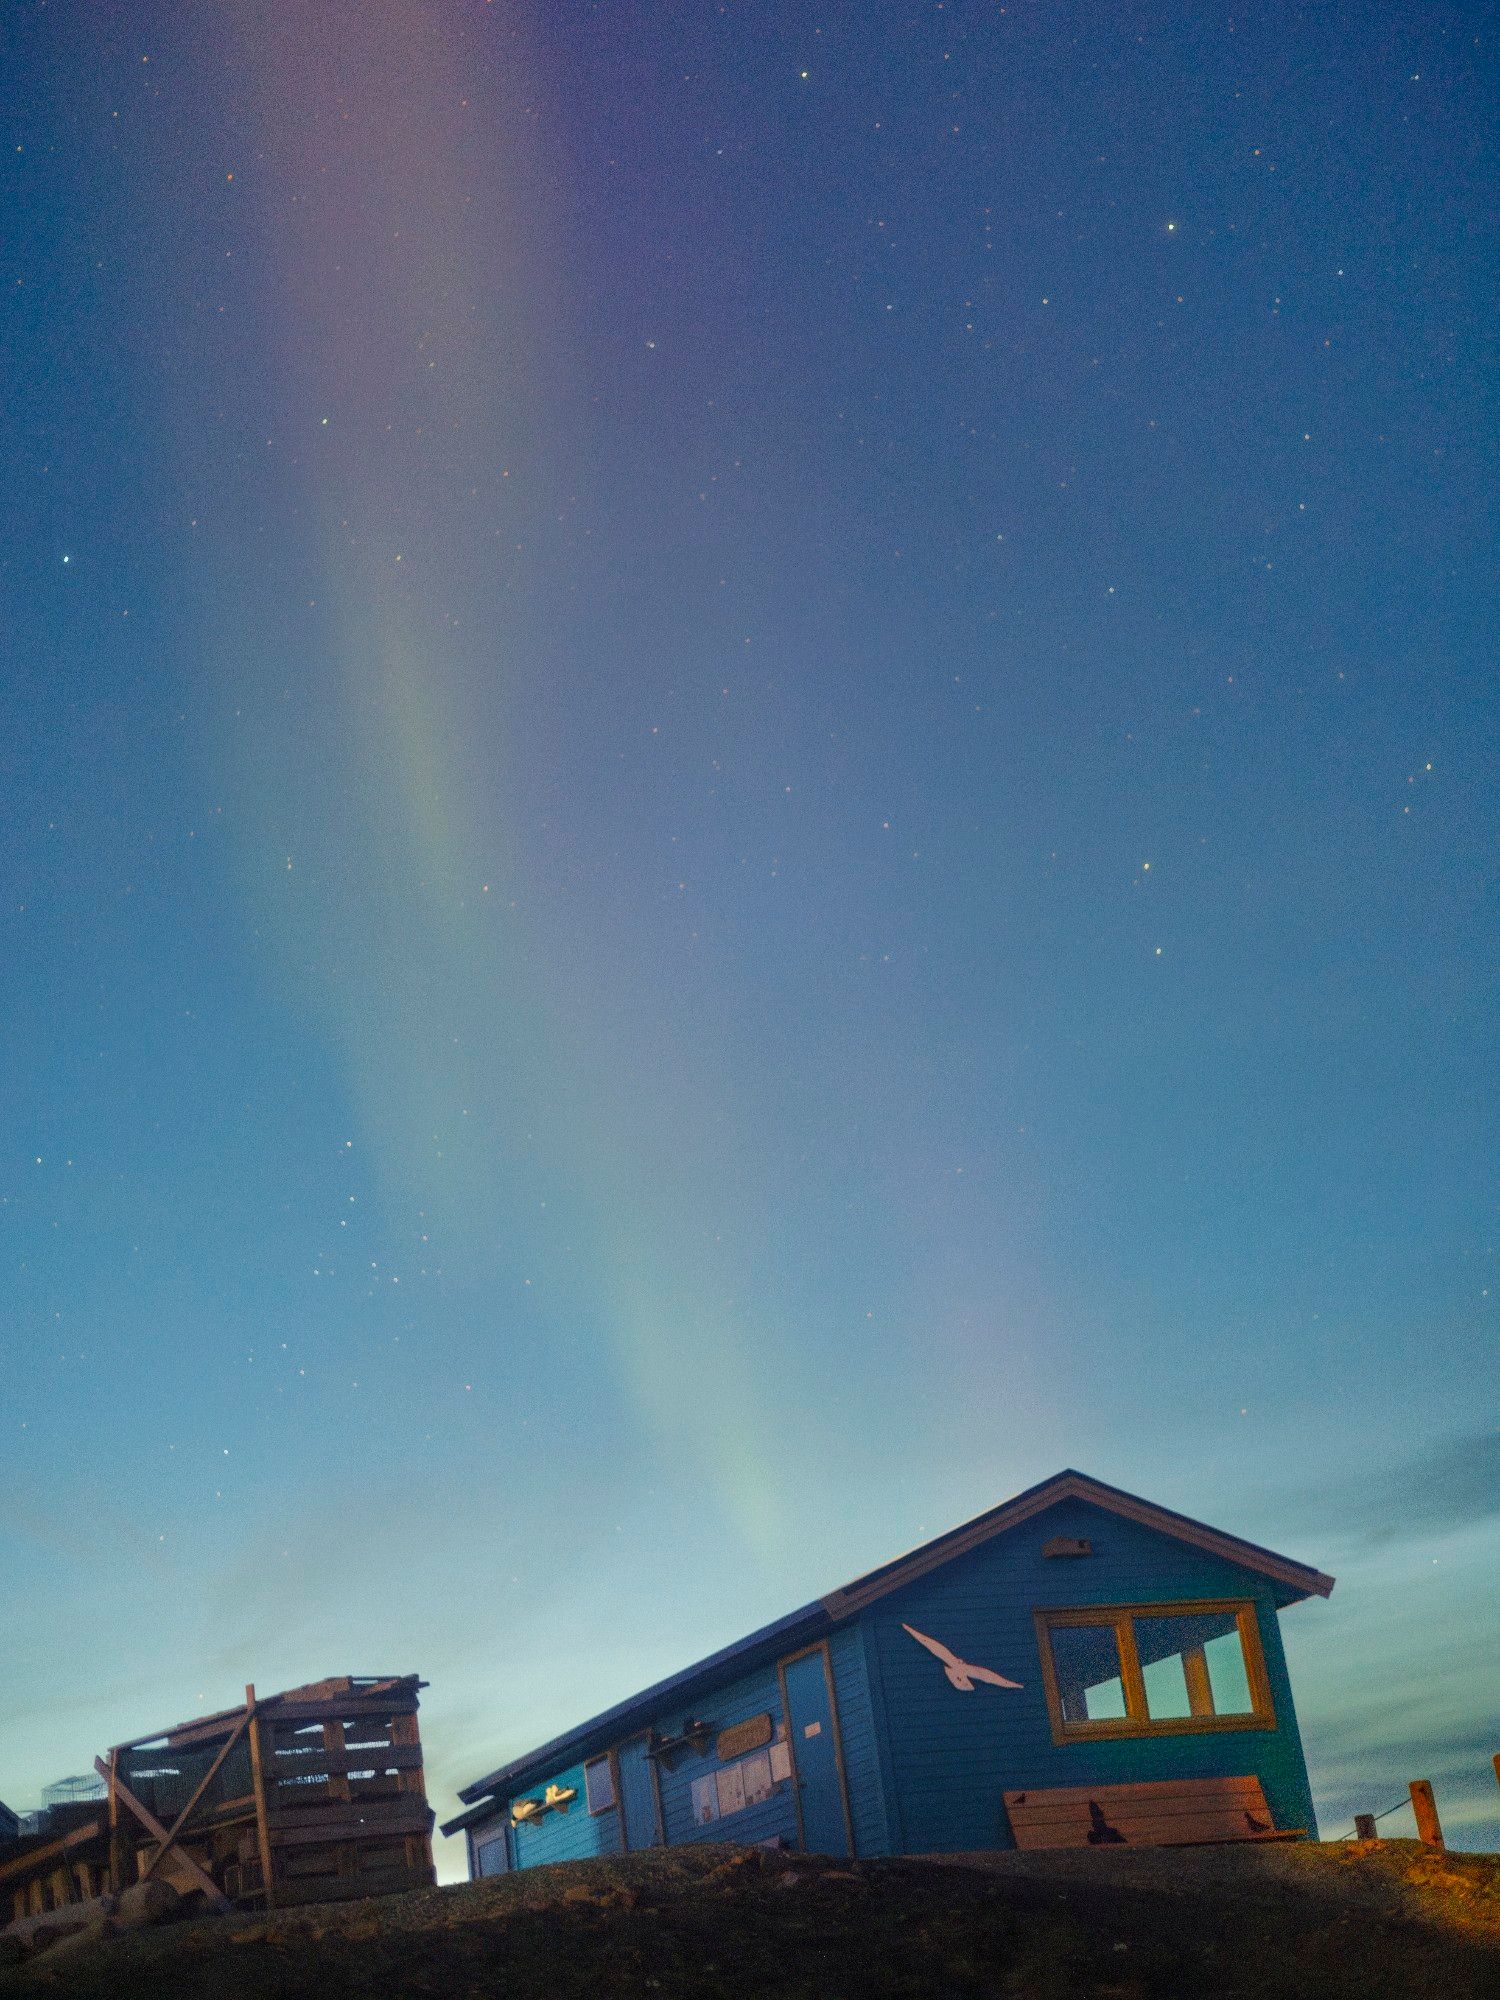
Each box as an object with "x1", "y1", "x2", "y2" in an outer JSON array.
[
  {"x1": 137, "y1": 1708, "x2": 253, "y2": 1884},
  {"x1": 94, "y1": 1757, "x2": 231, "y2": 1912}
]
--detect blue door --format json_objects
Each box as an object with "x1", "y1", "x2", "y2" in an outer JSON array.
[
  {"x1": 617, "y1": 1733, "x2": 660, "y2": 1851},
  {"x1": 780, "y1": 1646, "x2": 851, "y2": 1856}
]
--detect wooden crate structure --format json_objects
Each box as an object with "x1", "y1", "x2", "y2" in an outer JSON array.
[
  {"x1": 0, "y1": 1806, "x2": 111, "y2": 1926},
  {"x1": 102, "y1": 1674, "x2": 435, "y2": 1911}
]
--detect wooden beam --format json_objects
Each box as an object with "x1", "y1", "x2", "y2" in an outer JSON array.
[
  {"x1": 107, "y1": 1747, "x2": 130, "y2": 1896},
  {"x1": 1181, "y1": 1646, "x2": 1214, "y2": 1718},
  {"x1": 141, "y1": 1707, "x2": 253, "y2": 1883},
  {"x1": 92, "y1": 1759, "x2": 230, "y2": 1911},
  {"x1": 0, "y1": 1815, "x2": 107, "y2": 1890},
  {"x1": 245, "y1": 1684, "x2": 278, "y2": 1911}
]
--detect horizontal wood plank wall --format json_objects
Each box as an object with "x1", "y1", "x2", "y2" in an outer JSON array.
[
  {"x1": 502, "y1": 1762, "x2": 622, "y2": 1869},
  {"x1": 860, "y1": 1495, "x2": 1319, "y2": 1856},
  {"x1": 494, "y1": 1644, "x2": 873, "y2": 1869},
  {"x1": 654, "y1": 1659, "x2": 800, "y2": 1852}
]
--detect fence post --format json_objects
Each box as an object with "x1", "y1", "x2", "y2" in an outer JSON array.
[
  {"x1": 1409, "y1": 1780, "x2": 1443, "y2": 1848},
  {"x1": 1353, "y1": 1814, "x2": 1377, "y2": 1841}
]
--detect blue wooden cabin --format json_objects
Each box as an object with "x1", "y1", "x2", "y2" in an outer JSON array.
[{"x1": 444, "y1": 1471, "x2": 1333, "y2": 1873}]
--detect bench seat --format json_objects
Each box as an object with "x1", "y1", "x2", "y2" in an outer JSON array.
[{"x1": 1003, "y1": 1776, "x2": 1304, "y2": 1849}]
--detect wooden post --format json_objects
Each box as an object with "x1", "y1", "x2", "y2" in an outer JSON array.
[
  {"x1": 1409, "y1": 1780, "x2": 1443, "y2": 1847},
  {"x1": 245, "y1": 1685, "x2": 277, "y2": 1910},
  {"x1": 106, "y1": 1748, "x2": 131, "y2": 1894},
  {"x1": 1492, "y1": 1752, "x2": 1500, "y2": 1794},
  {"x1": 1353, "y1": 1814, "x2": 1377, "y2": 1841}
]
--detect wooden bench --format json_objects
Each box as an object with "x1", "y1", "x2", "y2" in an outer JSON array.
[{"x1": 1003, "y1": 1776, "x2": 1304, "y2": 1849}]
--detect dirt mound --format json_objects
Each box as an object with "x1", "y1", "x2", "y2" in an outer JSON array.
[{"x1": 4, "y1": 1839, "x2": 1497, "y2": 1999}]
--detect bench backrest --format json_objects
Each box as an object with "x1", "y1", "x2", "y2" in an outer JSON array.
[{"x1": 1003, "y1": 1775, "x2": 1286, "y2": 1848}]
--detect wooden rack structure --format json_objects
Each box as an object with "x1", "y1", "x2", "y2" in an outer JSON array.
[{"x1": 1, "y1": 1675, "x2": 435, "y2": 1926}]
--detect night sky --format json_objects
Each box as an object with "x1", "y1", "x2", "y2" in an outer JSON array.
[{"x1": 2, "y1": 3, "x2": 1496, "y2": 1862}]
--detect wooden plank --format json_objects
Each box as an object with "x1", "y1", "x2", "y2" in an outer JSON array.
[
  {"x1": 1007, "y1": 1794, "x2": 1272, "y2": 1825},
  {"x1": 260, "y1": 1699, "x2": 419, "y2": 1723},
  {"x1": 266, "y1": 1796, "x2": 433, "y2": 1830},
  {"x1": 1003, "y1": 1777, "x2": 1266, "y2": 1809},
  {"x1": 245, "y1": 1687, "x2": 278, "y2": 1911},
  {"x1": 0, "y1": 1815, "x2": 108, "y2": 1889},
  {"x1": 1011, "y1": 1818, "x2": 1302, "y2": 1851},
  {"x1": 267, "y1": 1805, "x2": 434, "y2": 1846},
  {"x1": 161, "y1": 1700, "x2": 415, "y2": 1750},
  {"x1": 271, "y1": 1864, "x2": 434, "y2": 1907},
  {"x1": 267, "y1": 1744, "x2": 423, "y2": 1780},
  {"x1": 1007, "y1": 1815, "x2": 1266, "y2": 1842},
  {"x1": 92, "y1": 1760, "x2": 230, "y2": 1912}
]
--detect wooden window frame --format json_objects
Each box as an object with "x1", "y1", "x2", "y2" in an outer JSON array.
[
  {"x1": 583, "y1": 1753, "x2": 618, "y2": 1817},
  {"x1": 1033, "y1": 1599, "x2": 1276, "y2": 1745}
]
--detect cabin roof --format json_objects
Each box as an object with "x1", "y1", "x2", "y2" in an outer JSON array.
[{"x1": 444, "y1": 1468, "x2": 1333, "y2": 1830}]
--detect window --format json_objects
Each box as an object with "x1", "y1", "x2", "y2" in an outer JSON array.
[
  {"x1": 584, "y1": 1755, "x2": 616, "y2": 1814},
  {"x1": 1035, "y1": 1601, "x2": 1274, "y2": 1741}
]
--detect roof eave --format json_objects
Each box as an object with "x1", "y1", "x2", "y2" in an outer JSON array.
[{"x1": 455, "y1": 1600, "x2": 827, "y2": 1807}]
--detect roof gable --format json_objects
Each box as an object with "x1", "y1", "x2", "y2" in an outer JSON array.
[{"x1": 819, "y1": 1470, "x2": 1334, "y2": 1619}]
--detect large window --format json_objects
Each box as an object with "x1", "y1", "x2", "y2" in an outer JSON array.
[{"x1": 1034, "y1": 1601, "x2": 1274, "y2": 1741}]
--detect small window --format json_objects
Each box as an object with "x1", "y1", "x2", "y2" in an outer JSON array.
[
  {"x1": 474, "y1": 1833, "x2": 509, "y2": 1877},
  {"x1": 584, "y1": 1755, "x2": 616, "y2": 1814},
  {"x1": 1036, "y1": 1601, "x2": 1274, "y2": 1741}
]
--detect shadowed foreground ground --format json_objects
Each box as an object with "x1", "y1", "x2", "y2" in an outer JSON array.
[{"x1": 5, "y1": 1839, "x2": 1498, "y2": 1999}]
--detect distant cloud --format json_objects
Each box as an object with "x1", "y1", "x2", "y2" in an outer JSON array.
[
  {"x1": 1276, "y1": 1429, "x2": 1500, "y2": 1552},
  {"x1": 1352, "y1": 1429, "x2": 1500, "y2": 1547}
]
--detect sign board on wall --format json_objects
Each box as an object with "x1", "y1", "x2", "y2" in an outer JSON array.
[{"x1": 716, "y1": 1713, "x2": 774, "y2": 1762}]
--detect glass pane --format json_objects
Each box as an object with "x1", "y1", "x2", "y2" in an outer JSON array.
[
  {"x1": 1134, "y1": 1610, "x2": 1246, "y2": 1719},
  {"x1": 584, "y1": 1758, "x2": 615, "y2": 1812},
  {"x1": 1048, "y1": 1621, "x2": 1127, "y2": 1724},
  {"x1": 1204, "y1": 1629, "x2": 1254, "y2": 1714},
  {"x1": 1139, "y1": 1651, "x2": 1192, "y2": 1718}
]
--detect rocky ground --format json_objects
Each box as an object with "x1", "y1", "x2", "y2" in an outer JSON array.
[{"x1": 3, "y1": 1839, "x2": 1497, "y2": 1999}]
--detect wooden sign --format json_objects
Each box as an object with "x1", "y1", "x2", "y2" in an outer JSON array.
[{"x1": 716, "y1": 1713, "x2": 773, "y2": 1762}]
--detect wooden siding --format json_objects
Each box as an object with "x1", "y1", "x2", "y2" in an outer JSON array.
[
  {"x1": 482, "y1": 1640, "x2": 892, "y2": 1869},
  {"x1": 860, "y1": 1495, "x2": 1319, "y2": 1855},
  {"x1": 504, "y1": 1762, "x2": 623, "y2": 1869},
  {"x1": 652, "y1": 1663, "x2": 802, "y2": 1853}
]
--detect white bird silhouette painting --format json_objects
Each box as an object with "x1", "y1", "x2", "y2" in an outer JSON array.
[{"x1": 902, "y1": 1623, "x2": 1023, "y2": 1692}]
